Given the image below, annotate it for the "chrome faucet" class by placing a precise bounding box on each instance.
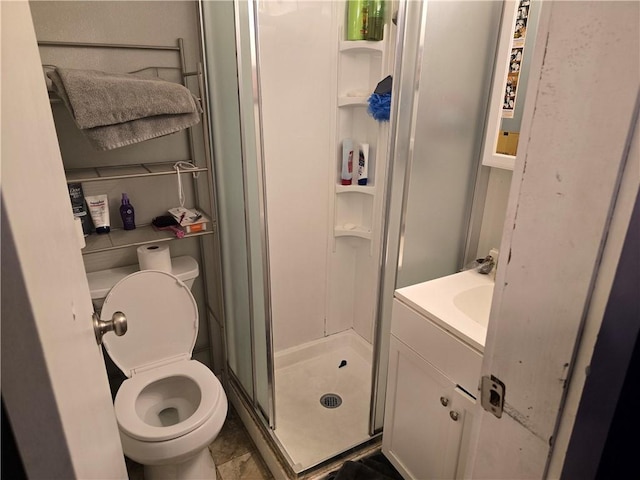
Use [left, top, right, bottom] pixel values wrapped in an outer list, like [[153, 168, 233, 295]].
[[475, 254, 496, 275]]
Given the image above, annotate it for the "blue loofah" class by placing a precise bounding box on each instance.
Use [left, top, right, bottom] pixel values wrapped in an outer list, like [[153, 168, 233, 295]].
[[368, 92, 391, 122], [367, 76, 392, 122]]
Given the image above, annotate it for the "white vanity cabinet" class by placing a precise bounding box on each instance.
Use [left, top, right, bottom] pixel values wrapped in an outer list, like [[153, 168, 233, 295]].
[[383, 299, 482, 479]]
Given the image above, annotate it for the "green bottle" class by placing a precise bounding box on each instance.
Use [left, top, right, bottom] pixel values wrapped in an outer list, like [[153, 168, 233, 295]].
[[365, 0, 384, 41], [347, 0, 368, 40]]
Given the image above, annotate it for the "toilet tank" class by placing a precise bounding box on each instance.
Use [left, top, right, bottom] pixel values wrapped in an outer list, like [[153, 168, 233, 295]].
[[87, 255, 199, 309]]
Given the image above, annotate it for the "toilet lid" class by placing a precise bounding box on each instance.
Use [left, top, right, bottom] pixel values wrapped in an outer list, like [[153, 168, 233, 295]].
[[101, 270, 198, 377]]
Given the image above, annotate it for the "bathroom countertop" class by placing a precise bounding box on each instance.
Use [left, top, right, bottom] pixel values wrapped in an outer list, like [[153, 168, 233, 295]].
[[394, 270, 494, 352]]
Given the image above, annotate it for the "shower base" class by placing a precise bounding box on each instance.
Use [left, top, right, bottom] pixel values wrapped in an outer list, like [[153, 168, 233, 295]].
[[273, 329, 373, 473]]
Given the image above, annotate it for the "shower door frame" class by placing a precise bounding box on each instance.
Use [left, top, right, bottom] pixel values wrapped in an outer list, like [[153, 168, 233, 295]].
[[231, 0, 277, 430], [230, 0, 426, 442], [368, 0, 429, 435], [207, 0, 443, 468], [219, 0, 431, 446], [199, 0, 276, 431]]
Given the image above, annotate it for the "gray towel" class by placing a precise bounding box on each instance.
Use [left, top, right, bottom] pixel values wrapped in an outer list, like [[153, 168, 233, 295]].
[[47, 68, 201, 151]]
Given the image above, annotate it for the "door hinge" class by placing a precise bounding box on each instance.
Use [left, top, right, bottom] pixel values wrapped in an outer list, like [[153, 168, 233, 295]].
[[481, 375, 505, 418]]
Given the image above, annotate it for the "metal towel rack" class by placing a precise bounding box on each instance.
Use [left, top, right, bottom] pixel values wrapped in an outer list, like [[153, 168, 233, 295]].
[[37, 37, 217, 255], [37, 38, 213, 179]]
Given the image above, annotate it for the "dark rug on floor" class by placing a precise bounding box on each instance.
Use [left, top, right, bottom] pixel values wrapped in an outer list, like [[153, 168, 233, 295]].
[[326, 453, 404, 480]]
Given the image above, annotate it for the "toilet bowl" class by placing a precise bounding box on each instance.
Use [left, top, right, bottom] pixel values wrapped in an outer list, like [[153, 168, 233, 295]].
[[116, 361, 226, 476], [96, 262, 227, 480]]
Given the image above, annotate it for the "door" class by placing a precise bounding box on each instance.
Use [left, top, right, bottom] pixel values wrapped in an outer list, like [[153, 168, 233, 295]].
[[467, 2, 640, 478], [1, 2, 127, 478]]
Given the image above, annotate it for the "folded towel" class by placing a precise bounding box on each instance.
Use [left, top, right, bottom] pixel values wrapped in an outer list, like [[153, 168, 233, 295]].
[[81, 109, 202, 151], [47, 68, 201, 151]]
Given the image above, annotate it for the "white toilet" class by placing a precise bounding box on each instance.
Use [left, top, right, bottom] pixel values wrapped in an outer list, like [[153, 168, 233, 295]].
[[89, 256, 228, 480]]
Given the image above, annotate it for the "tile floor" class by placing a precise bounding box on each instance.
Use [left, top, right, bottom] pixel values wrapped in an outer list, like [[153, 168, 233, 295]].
[[210, 406, 274, 480], [124, 404, 400, 480], [125, 405, 273, 480]]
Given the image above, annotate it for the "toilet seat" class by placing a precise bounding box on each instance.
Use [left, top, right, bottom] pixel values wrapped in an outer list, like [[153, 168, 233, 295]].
[[114, 359, 223, 442], [98, 269, 228, 476], [101, 270, 221, 442], [101, 270, 198, 377]]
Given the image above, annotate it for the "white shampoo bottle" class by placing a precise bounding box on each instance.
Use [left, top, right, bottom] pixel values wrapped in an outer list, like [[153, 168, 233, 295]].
[[358, 143, 369, 185]]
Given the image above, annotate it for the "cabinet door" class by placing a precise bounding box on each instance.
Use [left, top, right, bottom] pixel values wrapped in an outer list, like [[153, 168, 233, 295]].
[[383, 337, 466, 479], [450, 386, 477, 478]]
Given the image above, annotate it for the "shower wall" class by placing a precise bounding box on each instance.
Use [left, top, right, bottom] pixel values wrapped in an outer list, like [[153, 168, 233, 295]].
[[256, 2, 336, 352], [477, 168, 512, 258]]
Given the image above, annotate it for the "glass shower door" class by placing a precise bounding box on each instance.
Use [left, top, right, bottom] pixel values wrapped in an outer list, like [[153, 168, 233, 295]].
[[201, 0, 273, 426], [372, 0, 503, 432]]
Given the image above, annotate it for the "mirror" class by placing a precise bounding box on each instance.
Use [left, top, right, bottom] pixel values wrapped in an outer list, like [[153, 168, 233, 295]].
[[483, 0, 542, 170]]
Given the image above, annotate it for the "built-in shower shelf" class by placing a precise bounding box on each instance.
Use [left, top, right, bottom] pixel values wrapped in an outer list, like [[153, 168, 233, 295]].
[[64, 161, 208, 183], [336, 184, 376, 195], [338, 96, 369, 107], [333, 26, 390, 256], [334, 226, 372, 240], [339, 40, 384, 54]]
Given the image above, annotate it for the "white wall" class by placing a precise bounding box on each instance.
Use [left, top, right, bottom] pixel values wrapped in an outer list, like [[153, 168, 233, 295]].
[[257, 1, 335, 352], [477, 167, 512, 259]]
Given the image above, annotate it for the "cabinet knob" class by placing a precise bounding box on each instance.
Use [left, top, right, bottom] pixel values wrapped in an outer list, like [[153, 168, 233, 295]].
[[449, 411, 459, 422], [440, 396, 449, 407]]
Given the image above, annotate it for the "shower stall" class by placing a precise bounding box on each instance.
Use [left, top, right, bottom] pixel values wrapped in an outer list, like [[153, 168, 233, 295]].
[[200, 0, 503, 474]]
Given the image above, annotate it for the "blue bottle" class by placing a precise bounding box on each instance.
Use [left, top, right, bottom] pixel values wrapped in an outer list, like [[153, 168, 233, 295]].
[[120, 193, 136, 230]]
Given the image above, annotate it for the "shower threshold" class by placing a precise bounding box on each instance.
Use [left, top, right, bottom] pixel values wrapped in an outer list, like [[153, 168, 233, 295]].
[[272, 330, 373, 473]]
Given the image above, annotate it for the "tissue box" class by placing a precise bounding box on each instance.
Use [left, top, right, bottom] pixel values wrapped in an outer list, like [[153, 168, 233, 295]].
[[167, 207, 210, 234]]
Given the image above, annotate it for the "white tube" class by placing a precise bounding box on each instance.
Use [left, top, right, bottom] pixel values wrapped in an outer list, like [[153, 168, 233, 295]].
[[85, 194, 111, 234], [358, 143, 369, 185]]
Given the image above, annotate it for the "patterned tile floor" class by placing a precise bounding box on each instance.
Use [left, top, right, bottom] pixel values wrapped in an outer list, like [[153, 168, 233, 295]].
[[210, 406, 274, 480], [126, 405, 273, 480]]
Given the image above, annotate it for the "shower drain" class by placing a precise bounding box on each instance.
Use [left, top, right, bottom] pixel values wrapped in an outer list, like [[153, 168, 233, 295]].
[[319, 393, 342, 409]]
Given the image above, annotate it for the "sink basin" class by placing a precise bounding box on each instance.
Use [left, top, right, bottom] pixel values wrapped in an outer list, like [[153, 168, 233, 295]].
[[394, 270, 494, 351], [453, 284, 493, 327]]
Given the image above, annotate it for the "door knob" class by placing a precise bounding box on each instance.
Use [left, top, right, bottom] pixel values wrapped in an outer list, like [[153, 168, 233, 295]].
[[449, 411, 459, 421], [93, 311, 127, 345], [440, 396, 449, 407]]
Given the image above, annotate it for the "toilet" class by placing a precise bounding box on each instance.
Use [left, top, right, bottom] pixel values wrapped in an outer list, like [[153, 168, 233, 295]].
[[89, 256, 227, 480]]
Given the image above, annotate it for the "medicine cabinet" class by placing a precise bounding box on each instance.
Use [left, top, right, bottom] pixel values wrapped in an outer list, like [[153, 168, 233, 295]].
[[482, 0, 542, 170]]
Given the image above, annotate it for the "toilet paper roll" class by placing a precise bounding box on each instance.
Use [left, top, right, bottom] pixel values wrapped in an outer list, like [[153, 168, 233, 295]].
[[137, 244, 172, 272]]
